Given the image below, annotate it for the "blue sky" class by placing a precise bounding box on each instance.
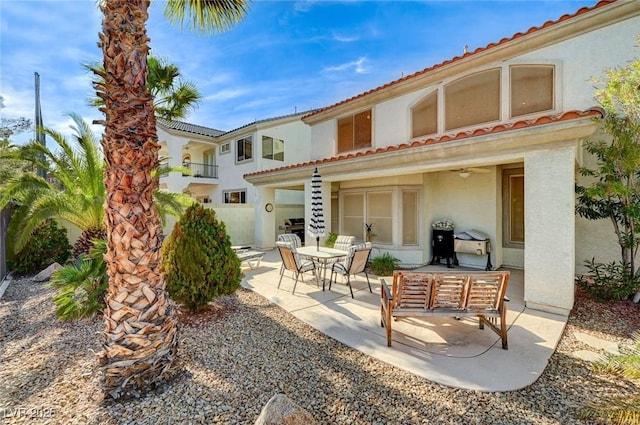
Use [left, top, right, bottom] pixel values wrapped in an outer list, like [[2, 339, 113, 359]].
[[1, 0, 596, 145]]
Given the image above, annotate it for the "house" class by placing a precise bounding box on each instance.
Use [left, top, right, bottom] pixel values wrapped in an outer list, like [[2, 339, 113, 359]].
[[244, 0, 640, 315], [158, 112, 313, 245]]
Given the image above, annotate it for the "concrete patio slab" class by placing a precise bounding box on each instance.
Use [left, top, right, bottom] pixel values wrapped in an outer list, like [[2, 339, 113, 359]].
[[241, 248, 568, 392]]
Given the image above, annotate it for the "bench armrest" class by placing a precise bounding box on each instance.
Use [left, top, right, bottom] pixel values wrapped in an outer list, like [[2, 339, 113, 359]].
[[380, 278, 393, 304]]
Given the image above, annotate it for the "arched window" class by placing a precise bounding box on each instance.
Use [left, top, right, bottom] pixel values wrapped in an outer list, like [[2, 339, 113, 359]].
[[411, 91, 437, 138], [445, 68, 500, 131]]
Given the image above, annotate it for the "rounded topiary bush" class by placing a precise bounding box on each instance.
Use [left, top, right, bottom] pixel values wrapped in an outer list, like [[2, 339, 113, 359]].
[[9, 219, 72, 275], [160, 203, 241, 312]]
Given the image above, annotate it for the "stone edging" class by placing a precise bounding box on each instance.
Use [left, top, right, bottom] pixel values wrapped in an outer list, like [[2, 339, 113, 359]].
[[0, 273, 12, 300]]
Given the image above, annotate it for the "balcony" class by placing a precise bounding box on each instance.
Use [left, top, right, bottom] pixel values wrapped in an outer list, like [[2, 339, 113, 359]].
[[182, 162, 218, 179]]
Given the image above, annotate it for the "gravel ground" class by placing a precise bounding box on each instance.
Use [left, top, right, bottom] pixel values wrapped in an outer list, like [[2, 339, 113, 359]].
[[0, 276, 638, 425]]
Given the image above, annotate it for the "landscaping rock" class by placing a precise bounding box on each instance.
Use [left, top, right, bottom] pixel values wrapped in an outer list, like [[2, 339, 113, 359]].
[[32, 262, 62, 282], [255, 394, 318, 425]]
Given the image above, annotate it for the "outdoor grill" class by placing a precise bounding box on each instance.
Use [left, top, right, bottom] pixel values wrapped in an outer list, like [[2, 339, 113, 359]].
[[284, 218, 305, 245]]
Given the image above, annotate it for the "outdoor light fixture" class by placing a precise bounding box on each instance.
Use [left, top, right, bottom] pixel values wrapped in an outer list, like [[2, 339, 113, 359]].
[[458, 171, 472, 179]]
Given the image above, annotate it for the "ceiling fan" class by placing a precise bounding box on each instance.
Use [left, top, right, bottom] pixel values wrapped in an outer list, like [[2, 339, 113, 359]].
[[449, 167, 491, 178]]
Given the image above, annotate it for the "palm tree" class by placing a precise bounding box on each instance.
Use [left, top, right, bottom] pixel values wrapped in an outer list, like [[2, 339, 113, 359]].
[[0, 113, 105, 256], [0, 113, 190, 258], [95, 0, 248, 398], [87, 55, 202, 121], [147, 56, 202, 120]]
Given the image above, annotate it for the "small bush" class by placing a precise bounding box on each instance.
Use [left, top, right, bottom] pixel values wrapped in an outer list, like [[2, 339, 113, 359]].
[[370, 252, 399, 276], [579, 258, 640, 302], [48, 239, 108, 320], [9, 219, 72, 275], [324, 232, 338, 248], [160, 204, 241, 312]]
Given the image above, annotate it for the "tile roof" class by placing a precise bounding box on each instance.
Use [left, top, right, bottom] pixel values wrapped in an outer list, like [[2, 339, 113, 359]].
[[302, 0, 615, 121], [157, 118, 225, 138], [244, 108, 604, 178], [219, 109, 319, 135]]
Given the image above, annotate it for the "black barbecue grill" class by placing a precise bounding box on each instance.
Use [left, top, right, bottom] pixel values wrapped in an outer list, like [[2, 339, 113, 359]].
[[284, 218, 305, 245]]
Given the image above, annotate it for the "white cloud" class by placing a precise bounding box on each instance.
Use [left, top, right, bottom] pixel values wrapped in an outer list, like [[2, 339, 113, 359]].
[[323, 57, 370, 74], [333, 33, 359, 43], [203, 88, 250, 102]]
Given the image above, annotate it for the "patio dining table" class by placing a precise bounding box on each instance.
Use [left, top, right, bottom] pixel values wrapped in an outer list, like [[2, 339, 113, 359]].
[[296, 246, 348, 291]]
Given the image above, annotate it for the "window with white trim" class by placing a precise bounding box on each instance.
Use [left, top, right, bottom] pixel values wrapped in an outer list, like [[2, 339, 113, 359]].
[[337, 109, 372, 153], [445, 68, 501, 131], [236, 136, 252, 162], [502, 168, 524, 247], [262, 135, 284, 161], [510, 65, 554, 118], [224, 190, 247, 204], [340, 186, 420, 245], [402, 189, 418, 245], [412, 91, 438, 138], [220, 142, 230, 154]]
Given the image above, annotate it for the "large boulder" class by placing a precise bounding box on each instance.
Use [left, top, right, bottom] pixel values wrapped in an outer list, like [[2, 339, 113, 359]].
[[255, 394, 317, 425], [33, 262, 62, 282]]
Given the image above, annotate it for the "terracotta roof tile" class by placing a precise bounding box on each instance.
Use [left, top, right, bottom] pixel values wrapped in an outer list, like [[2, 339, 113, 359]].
[[245, 108, 604, 178], [302, 0, 614, 121]]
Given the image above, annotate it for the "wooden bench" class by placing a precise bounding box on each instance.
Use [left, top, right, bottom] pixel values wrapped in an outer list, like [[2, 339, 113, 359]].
[[236, 250, 265, 270], [380, 270, 510, 349]]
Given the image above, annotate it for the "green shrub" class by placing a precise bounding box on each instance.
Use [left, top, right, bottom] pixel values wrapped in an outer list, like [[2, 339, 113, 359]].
[[324, 232, 338, 248], [370, 252, 399, 276], [48, 239, 108, 320], [579, 258, 640, 302], [160, 203, 241, 312], [9, 219, 72, 275]]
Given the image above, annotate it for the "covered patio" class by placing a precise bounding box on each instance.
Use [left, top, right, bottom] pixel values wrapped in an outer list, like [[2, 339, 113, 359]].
[[241, 248, 568, 392]]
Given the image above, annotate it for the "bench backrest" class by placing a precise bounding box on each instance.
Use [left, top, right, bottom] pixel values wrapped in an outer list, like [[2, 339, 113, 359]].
[[393, 272, 432, 309], [392, 271, 509, 312]]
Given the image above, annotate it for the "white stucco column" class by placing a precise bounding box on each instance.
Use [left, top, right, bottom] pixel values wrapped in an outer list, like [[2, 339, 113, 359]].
[[254, 187, 276, 249], [164, 139, 186, 193], [524, 147, 576, 315]]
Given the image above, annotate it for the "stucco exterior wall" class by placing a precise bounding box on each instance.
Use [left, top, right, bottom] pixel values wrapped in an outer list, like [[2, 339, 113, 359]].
[[524, 147, 576, 314], [574, 131, 621, 273], [307, 14, 640, 160], [425, 169, 499, 270]]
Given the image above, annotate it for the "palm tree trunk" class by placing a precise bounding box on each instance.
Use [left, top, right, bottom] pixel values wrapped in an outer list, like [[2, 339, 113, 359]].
[[97, 0, 178, 398]]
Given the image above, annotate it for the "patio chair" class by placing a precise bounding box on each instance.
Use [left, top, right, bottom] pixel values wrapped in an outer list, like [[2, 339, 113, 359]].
[[333, 235, 356, 251], [278, 233, 302, 248], [277, 233, 303, 274], [329, 242, 372, 298], [276, 243, 318, 294]]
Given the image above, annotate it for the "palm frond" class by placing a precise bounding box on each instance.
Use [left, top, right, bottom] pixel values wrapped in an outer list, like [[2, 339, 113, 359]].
[[164, 0, 249, 35], [153, 190, 194, 225], [580, 332, 640, 424], [580, 397, 640, 425]]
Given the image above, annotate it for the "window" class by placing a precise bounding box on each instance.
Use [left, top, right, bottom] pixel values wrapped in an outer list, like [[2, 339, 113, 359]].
[[236, 136, 252, 162], [502, 168, 524, 247], [510, 65, 554, 117], [412, 91, 438, 138], [366, 191, 392, 244], [337, 109, 372, 153], [220, 143, 230, 154], [445, 68, 500, 131], [342, 193, 364, 239], [340, 187, 419, 245], [402, 190, 418, 245], [224, 190, 246, 204], [262, 136, 284, 161]]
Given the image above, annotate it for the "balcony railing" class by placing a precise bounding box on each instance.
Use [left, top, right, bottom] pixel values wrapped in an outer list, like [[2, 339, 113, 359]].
[[182, 162, 218, 179]]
